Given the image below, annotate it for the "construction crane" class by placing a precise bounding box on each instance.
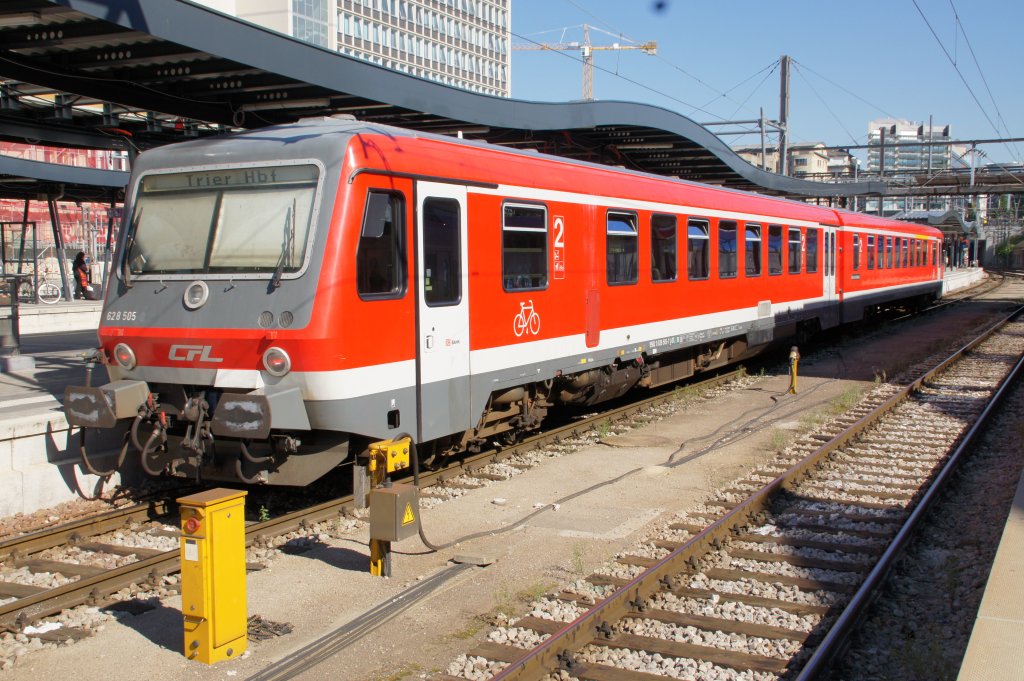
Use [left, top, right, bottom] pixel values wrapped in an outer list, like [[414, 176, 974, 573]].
[[513, 24, 657, 101]]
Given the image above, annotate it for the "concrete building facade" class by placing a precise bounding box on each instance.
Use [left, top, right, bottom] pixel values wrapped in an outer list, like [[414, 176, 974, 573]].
[[193, 0, 511, 97], [866, 118, 958, 174]]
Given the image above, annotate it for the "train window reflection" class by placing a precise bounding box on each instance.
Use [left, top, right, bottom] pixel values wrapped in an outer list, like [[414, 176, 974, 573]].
[[768, 225, 783, 275], [650, 214, 677, 283], [423, 197, 461, 306], [807, 229, 820, 274], [502, 203, 548, 291], [607, 211, 638, 285], [687, 219, 710, 280], [127, 164, 318, 277], [357, 191, 406, 298], [718, 221, 737, 279], [745, 224, 761, 277], [788, 228, 802, 274], [867, 235, 876, 270]]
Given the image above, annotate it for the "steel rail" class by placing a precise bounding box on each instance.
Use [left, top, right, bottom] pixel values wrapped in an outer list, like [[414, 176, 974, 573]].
[[491, 304, 1024, 681], [795, 319, 1024, 679], [0, 368, 744, 631], [0, 498, 177, 563]]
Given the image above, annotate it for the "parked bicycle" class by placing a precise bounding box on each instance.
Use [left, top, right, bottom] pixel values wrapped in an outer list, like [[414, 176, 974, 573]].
[[17, 272, 63, 304]]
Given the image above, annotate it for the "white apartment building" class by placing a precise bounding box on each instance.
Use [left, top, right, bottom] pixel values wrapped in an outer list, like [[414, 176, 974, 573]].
[[866, 118, 956, 174], [193, 0, 511, 97]]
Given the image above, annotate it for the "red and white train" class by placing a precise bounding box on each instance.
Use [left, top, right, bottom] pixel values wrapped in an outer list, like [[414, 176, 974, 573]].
[[65, 118, 944, 486]]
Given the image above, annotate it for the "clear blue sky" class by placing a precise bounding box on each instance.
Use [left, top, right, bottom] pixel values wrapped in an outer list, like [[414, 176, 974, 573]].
[[510, 1, 1023, 164]]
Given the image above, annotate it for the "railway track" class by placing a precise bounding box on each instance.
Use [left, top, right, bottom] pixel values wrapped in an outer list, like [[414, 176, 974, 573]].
[[0, 368, 747, 634], [440, 306, 1024, 681], [0, 276, 1012, 649]]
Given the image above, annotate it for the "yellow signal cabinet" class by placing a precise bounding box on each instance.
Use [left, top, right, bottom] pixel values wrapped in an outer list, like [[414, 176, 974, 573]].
[[178, 488, 248, 664]]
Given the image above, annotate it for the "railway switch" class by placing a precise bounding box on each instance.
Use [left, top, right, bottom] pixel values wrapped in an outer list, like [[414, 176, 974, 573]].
[[178, 488, 248, 664], [368, 483, 419, 577]]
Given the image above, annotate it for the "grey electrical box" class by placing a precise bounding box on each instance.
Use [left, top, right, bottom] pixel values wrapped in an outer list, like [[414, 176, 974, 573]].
[[369, 484, 420, 542]]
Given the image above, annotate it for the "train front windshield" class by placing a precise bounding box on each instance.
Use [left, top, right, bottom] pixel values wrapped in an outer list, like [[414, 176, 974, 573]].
[[125, 164, 319, 276]]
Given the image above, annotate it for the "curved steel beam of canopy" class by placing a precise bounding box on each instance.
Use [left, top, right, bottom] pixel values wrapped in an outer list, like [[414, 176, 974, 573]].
[[0, 155, 127, 201], [14, 0, 882, 198]]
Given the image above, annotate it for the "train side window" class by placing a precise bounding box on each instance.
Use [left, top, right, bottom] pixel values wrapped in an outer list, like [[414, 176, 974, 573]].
[[902, 238, 909, 267], [895, 238, 902, 268], [687, 218, 710, 280], [932, 242, 938, 266], [357, 190, 406, 299], [917, 239, 924, 266], [502, 203, 548, 291], [886, 237, 893, 268], [422, 197, 461, 306], [867, 235, 875, 270], [718, 220, 737, 279], [607, 211, 638, 285], [650, 213, 677, 282], [768, 225, 783, 275], [851, 234, 860, 271], [806, 229, 819, 273], [787, 228, 802, 274], [877, 235, 885, 269], [745, 224, 762, 277]]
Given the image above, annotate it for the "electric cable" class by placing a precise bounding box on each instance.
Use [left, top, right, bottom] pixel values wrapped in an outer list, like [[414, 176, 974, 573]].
[[791, 64, 862, 148], [414, 361, 842, 552], [554, 1, 779, 123], [511, 29, 722, 120], [790, 59, 897, 119], [947, 0, 1023, 162], [910, 1, 1005, 148]]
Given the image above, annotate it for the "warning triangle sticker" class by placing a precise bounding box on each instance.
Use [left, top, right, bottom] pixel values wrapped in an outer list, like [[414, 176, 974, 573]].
[[401, 503, 416, 525]]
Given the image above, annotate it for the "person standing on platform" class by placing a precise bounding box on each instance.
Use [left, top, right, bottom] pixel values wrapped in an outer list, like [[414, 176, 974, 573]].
[[73, 251, 96, 300]]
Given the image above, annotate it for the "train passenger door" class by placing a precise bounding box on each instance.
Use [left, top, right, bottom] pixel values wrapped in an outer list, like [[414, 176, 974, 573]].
[[415, 182, 471, 442], [822, 225, 839, 326]]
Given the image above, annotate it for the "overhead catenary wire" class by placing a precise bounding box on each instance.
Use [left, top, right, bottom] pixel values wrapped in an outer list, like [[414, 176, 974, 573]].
[[511, 29, 723, 120], [723, 61, 781, 122], [530, 1, 781, 122], [946, 0, 1023, 162], [910, 1, 1008, 154], [792, 63, 862, 148], [790, 59, 897, 121]]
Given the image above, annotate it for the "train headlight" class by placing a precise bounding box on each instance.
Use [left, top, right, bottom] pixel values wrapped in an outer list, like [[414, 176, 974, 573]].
[[113, 343, 137, 370], [183, 281, 209, 310], [262, 347, 291, 377]]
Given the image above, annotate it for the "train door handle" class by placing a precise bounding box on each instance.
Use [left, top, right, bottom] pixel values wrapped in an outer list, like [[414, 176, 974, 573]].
[[426, 335, 434, 349]]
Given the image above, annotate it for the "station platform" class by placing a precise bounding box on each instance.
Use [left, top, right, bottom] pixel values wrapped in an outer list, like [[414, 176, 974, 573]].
[[957, 468, 1024, 680], [0, 267, 991, 519], [0, 300, 109, 517]]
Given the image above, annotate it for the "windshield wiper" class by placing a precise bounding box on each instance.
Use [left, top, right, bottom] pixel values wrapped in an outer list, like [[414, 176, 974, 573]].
[[270, 202, 296, 290], [122, 207, 142, 289]]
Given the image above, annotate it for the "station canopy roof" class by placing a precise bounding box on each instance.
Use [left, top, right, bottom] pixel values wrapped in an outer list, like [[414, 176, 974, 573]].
[[0, 0, 887, 201]]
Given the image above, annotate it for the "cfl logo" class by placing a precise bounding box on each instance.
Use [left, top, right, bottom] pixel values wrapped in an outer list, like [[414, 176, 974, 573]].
[[168, 344, 223, 363]]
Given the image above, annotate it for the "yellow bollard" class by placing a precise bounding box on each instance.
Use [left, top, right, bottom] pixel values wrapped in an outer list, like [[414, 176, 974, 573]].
[[178, 488, 248, 664], [788, 346, 800, 394]]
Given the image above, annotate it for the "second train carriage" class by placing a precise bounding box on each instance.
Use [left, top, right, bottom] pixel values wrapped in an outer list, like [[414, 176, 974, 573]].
[[64, 117, 944, 485]]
